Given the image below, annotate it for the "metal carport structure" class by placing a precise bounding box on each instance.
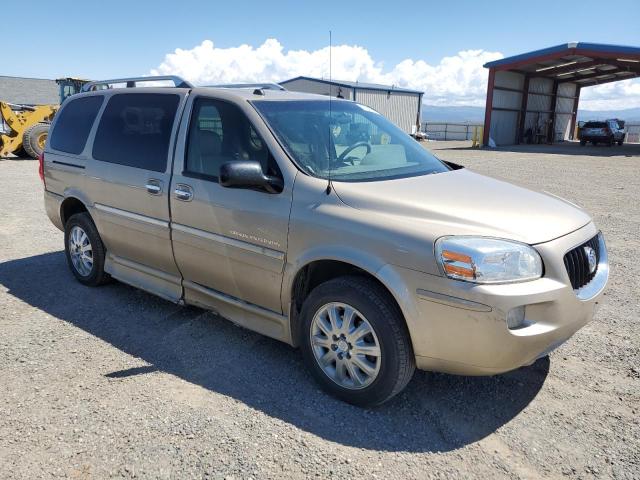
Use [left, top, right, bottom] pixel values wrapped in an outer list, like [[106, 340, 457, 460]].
[[482, 42, 640, 146]]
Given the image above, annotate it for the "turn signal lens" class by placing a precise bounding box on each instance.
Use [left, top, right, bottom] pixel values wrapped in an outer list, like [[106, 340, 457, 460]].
[[436, 237, 543, 284], [442, 250, 475, 279], [442, 250, 472, 264]]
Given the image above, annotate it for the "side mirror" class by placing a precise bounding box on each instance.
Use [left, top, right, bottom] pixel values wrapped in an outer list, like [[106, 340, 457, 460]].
[[219, 161, 283, 194], [443, 160, 464, 170]]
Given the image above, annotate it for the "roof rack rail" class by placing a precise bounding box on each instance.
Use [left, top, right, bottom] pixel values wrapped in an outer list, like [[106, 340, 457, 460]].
[[81, 75, 194, 92], [208, 82, 287, 91]]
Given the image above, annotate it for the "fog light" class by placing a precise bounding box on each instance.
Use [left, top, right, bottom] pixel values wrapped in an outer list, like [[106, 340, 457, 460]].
[[506, 306, 527, 330]]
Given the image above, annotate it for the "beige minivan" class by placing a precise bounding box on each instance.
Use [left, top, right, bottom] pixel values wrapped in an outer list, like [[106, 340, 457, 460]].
[[42, 76, 608, 406]]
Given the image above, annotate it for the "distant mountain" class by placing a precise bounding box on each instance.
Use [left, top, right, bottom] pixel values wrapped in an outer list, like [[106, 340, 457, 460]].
[[421, 105, 484, 123], [421, 105, 640, 123], [577, 108, 640, 122]]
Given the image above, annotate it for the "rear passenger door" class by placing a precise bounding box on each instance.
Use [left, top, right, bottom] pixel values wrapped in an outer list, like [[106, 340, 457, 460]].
[[86, 91, 187, 302]]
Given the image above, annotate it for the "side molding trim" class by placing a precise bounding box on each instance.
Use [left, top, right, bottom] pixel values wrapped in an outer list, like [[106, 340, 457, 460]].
[[94, 203, 169, 228], [172, 223, 285, 260], [416, 288, 492, 312], [185, 280, 287, 324]]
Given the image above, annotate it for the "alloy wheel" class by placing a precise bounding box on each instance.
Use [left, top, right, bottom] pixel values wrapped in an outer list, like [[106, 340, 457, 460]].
[[310, 302, 381, 390], [68, 225, 93, 276]]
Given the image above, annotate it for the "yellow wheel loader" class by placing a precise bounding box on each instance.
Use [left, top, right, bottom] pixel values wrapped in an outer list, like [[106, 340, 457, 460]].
[[0, 78, 88, 159]]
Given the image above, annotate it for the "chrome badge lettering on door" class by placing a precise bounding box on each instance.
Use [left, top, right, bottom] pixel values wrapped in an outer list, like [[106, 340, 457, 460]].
[[229, 230, 281, 249]]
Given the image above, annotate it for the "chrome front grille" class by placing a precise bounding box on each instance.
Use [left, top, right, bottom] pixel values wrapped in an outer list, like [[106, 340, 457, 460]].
[[563, 234, 600, 290]]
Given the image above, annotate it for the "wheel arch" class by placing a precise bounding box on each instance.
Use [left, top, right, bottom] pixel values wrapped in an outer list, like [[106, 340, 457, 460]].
[[285, 251, 417, 348], [59, 195, 90, 227]]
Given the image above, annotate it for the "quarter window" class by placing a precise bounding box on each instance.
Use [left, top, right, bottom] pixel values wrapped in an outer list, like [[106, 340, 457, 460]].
[[92, 93, 180, 172], [185, 98, 273, 180], [49, 95, 104, 154]]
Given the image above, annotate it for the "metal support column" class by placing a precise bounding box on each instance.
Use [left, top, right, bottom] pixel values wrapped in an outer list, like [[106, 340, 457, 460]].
[[517, 75, 530, 144], [482, 68, 495, 146], [548, 81, 559, 143], [569, 86, 581, 140]]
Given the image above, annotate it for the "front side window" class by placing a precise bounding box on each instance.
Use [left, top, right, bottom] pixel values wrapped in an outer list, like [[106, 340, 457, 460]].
[[185, 98, 276, 181], [92, 93, 180, 172], [49, 95, 104, 154], [252, 100, 449, 182]]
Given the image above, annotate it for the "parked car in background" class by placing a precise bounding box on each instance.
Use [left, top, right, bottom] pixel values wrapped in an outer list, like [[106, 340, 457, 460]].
[[579, 120, 625, 146], [610, 118, 625, 130], [42, 76, 608, 406]]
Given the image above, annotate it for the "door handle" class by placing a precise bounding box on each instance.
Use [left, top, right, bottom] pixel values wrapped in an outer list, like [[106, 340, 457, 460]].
[[146, 180, 162, 195], [174, 184, 193, 201]]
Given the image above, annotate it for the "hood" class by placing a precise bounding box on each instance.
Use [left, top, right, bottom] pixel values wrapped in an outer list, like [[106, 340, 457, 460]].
[[332, 169, 591, 245]]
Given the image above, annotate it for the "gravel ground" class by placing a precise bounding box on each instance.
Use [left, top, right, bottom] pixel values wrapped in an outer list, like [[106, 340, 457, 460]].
[[0, 141, 638, 479]]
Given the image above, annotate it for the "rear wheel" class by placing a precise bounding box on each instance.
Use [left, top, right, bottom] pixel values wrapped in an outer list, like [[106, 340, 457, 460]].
[[64, 213, 110, 286], [618, 139, 624, 146], [299, 276, 415, 407], [592, 140, 598, 146], [23, 123, 49, 159], [579, 140, 586, 146]]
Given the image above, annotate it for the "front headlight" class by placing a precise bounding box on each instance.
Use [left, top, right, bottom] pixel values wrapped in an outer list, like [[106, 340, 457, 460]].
[[435, 237, 543, 284]]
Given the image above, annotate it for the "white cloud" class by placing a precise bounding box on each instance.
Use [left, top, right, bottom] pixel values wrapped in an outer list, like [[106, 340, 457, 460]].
[[579, 78, 640, 111], [151, 38, 640, 110], [151, 38, 502, 106]]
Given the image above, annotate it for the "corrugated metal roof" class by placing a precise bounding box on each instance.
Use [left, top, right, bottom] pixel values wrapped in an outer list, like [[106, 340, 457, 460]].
[[483, 42, 640, 88], [484, 42, 640, 69], [0, 75, 59, 105], [280, 76, 423, 95]]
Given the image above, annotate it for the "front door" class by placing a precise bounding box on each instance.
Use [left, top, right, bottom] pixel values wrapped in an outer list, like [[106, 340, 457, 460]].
[[169, 96, 293, 316]]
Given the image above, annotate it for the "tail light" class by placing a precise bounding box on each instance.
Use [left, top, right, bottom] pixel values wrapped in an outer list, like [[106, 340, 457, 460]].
[[38, 153, 45, 186]]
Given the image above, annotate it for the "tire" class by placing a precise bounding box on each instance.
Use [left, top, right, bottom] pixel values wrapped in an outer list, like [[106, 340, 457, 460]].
[[299, 276, 415, 407], [618, 140, 624, 146], [579, 140, 586, 146], [592, 141, 598, 146], [22, 123, 50, 159], [64, 212, 110, 286], [607, 137, 614, 147]]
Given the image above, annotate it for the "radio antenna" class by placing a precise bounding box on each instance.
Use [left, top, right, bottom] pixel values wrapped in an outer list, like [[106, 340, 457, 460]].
[[326, 29, 333, 195]]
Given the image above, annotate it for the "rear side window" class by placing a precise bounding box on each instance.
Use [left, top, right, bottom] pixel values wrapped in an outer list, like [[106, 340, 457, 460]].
[[584, 122, 606, 128], [49, 96, 104, 154], [92, 93, 180, 172]]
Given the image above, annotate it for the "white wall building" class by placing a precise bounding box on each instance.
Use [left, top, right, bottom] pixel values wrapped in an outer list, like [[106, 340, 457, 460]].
[[280, 76, 423, 135]]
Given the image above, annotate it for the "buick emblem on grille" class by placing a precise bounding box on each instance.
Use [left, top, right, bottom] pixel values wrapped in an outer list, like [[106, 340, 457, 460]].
[[584, 246, 597, 274]]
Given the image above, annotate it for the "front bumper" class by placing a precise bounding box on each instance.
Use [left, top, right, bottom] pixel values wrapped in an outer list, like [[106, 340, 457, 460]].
[[389, 223, 608, 375]]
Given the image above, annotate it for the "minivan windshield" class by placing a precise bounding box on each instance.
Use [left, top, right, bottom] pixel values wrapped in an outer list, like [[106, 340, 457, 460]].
[[252, 100, 449, 182]]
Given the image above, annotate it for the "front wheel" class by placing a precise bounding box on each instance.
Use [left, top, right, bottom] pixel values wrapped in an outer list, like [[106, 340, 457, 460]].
[[299, 276, 415, 407], [22, 123, 49, 159], [618, 140, 624, 146], [64, 212, 110, 286]]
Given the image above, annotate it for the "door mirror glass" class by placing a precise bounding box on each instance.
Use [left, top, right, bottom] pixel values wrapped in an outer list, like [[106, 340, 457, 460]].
[[219, 161, 283, 194]]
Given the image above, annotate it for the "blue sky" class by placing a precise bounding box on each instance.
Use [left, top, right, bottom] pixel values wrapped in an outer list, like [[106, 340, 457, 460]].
[[7, 0, 640, 108]]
